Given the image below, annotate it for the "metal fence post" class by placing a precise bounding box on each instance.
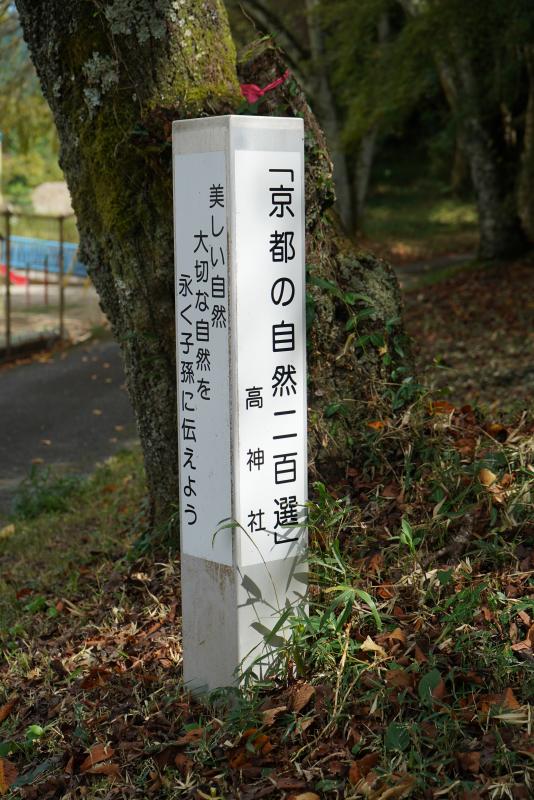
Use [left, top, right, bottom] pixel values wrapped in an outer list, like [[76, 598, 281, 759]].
[[4, 209, 11, 358], [44, 254, 49, 306], [58, 215, 65, 340]]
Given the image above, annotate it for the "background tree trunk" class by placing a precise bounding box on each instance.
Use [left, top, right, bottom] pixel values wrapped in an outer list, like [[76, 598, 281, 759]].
[[354, 128, 377, 225], [235, 0, 356, 231], [518, 46, 534, 242], [305, 0, 354, 231], [401, 0, 529, 260], [16, 2, 411, 529], [451, 47, 528, 259]]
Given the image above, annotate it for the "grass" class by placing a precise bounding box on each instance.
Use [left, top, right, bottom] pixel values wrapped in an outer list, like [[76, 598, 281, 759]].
[[0, 391, 532, 798], [0, 450, 147, 630], [9, 466, 84, 521]]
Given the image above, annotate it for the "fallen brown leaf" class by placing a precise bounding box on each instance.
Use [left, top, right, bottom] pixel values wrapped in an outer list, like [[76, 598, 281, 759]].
[[432, 678, 447, 701], [229, 748, 248, 769], [81, 668, 112, 690], [80, 744, 115, 773], [430, 400, 455, 414], [377, 584, 394, 599], [388, 628, 407, 645], [511, 640, 532, 653], [502, 688, 520, 709], [371, 774, 416, 799], [85, 763, 121, 779], [479, 468, 497, 487], [368, 553, 383, 573], [0, 702, 15, 724], [414, 644, 427, 663], [455, 437, 476, 457], [275, 778, 308, 790], [385, 669, 413, 689], [242, 729, 273, 755], [174, 753, 193, 776], [290, 683, 315, 713], [457, 751, 481, 774], [348, 752, 380, 784], [0, 758, 18, 796], [295, 716, 315, 734], [176, 727, 203, 746], [361, 636, 388, 659], [290, 794, 320, 800], [478, 689, 521, 714], [262, 705, 287, 726], [518, 610, 531, 626]]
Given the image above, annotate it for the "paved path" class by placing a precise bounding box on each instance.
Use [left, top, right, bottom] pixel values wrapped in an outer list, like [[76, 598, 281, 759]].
[[0, 337, 138, 522], [1, 282, 106, 350]]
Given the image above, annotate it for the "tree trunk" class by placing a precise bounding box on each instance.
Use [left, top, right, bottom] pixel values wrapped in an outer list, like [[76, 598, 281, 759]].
[[452, 49, 528, 260], [439, 49, 528, 259], [305, 0, 354, 232], [401, 0, 528, 260], [354, 127, 377, 225], [518, 46, 534, 242], [16, 3, 411, 529], [352, 13, 388, 228], [438, 46, 527, 259]]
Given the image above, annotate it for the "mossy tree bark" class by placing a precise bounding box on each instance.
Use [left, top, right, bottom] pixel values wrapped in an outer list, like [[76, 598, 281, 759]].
[[16, 2, 412, 528]]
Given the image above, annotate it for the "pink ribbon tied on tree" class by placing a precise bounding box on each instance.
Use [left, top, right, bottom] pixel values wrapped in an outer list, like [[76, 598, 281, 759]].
[[240, 69, 290, 104]]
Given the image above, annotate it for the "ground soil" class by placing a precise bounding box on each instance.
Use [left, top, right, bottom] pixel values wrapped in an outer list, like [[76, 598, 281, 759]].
[[402, 257, 534, 417]]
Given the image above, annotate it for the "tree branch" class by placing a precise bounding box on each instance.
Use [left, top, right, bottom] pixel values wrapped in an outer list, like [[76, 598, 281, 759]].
[[239, 0, 311, 66]]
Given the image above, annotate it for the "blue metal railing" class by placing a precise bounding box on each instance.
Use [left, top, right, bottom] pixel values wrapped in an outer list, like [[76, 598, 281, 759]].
[[0, 235, 87, 278]]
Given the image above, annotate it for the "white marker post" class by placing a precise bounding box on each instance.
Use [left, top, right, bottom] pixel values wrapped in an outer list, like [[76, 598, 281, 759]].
[[173, 116, 307, 691]]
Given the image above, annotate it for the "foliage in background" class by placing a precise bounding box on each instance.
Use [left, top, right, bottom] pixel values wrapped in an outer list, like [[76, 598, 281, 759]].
[[321, 0, 434, 143], [0, 1, 62, 204], [229, 0, 534, 255], [322, 0, 534, 257]]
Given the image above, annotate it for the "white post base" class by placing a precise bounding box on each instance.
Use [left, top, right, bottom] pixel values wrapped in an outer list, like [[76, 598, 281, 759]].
[[181, 550, 307, 691]]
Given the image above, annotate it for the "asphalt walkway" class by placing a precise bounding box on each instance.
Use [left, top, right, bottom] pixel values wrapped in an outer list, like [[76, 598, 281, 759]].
[[0, 337, 138, 522]]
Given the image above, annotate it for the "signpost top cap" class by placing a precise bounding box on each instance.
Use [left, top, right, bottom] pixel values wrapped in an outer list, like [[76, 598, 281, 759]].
[[172, 115, 304, 134]]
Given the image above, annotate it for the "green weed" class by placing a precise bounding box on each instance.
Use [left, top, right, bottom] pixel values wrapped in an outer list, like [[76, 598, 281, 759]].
[[10, 465, 84, 520]]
